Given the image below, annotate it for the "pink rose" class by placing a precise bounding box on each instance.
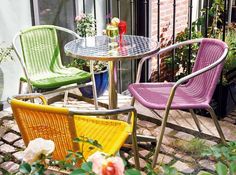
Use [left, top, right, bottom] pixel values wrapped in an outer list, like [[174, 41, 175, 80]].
[[102, 157, 125, 175], [87, 152, 125, 175]]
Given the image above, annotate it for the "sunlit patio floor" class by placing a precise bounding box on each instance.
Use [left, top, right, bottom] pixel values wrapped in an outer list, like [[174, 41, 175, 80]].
[[0, 90, 235, 174]]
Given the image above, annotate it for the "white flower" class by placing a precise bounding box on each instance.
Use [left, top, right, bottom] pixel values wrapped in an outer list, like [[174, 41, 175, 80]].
[[23, 138, 55, 164]]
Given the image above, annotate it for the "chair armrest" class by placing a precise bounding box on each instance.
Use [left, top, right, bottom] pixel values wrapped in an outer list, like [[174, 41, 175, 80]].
[[135, 39, 203, 83], [8, 93, 48, 105], [69, 107, 137, 124]]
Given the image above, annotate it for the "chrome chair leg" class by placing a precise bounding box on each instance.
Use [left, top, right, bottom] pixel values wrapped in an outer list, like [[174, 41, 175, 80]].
[[152, 88, 176, 168], [63, 90, 69, 107], [152, 106, 170, 168], [132, 112, 140, 170], [90, 60, 98, 110], [206, 107, 226, 144], [189, 109, 202, 132], [128, 97, 135, 122]]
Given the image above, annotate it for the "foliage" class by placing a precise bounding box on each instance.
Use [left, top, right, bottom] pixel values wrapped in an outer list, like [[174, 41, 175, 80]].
[[50, 136, 103, 172], [69, 59, 107, 72], [75, 13, 96, 37], [165, 0, 236, 83], [145, 163, 181, 175], [71, 13, 107, 72], [224, 26, 236, 72], [202, 141, 236, 175], [174, 138, 208, 157], [164, 25, 202, 79], [196, 0, 224, 38], [0, 42, 14, 63]]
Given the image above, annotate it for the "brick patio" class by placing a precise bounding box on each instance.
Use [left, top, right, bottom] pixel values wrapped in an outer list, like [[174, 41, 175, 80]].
[[0, 91, 235, 174]]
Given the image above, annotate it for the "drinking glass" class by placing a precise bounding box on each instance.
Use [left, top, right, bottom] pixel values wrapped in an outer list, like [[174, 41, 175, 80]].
[[118, 21, 127, 46], [106, 24, 119, 48]]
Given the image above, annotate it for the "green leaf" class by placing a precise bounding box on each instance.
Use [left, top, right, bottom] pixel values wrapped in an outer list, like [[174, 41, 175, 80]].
[[229, 161, 236, 174], [81, 162, 93, 172], [198, 172, 213, 175], [163, 165, 178, 175], [125, 169, 141, 175], [215, 162, 228, 175], [70, 168, 87, 175], [75, 152, 83, 159], [73, 138, 82, 143], [19, 163, 31, 173]]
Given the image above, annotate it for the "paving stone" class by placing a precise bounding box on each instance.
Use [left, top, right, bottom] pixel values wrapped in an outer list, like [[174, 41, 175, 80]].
[[172, 161, 194, 174], [199, 159, 215, 171], [128, 157, 146, 169], [0, 144, 16, 153], [0, 111, 12, 119], [13, 139, 25, 149], [151, 153, 173, 165], [137, 128, 152, 136], [0, 161, 19, 173], [162, 135, 177, 146], [174, 131, 195, 141], [139, 149, 150, 157], [2, 120, 15, 128], [174, 153, 195, 162], [0, 127, 8, 138], [160, 144, 175, 154], [151, 127, 175, 137], [2, 132, 20, 143], [13, 151, 24, 161], [11, 124, 20, 133], [204, 140, 217, 147], [137, 120, 157, 128]]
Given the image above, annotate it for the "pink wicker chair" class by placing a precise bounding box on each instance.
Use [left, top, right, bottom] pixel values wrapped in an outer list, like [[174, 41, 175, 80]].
[[128, 38, 228, 167]]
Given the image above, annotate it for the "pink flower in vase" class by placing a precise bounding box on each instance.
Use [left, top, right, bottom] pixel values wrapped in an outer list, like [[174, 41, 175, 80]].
[[75, 13, 86, 22]]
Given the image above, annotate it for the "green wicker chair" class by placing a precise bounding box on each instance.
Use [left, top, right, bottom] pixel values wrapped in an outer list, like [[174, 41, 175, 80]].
[[13, 25, 98, 107]]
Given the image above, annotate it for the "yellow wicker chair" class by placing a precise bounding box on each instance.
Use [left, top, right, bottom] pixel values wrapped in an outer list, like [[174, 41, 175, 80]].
[[10, 94, 140, 169]]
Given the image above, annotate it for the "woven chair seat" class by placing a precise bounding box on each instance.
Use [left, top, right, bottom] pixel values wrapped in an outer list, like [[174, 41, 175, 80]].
[[129, 82, 210, 110], [20, 67, 91, 89]]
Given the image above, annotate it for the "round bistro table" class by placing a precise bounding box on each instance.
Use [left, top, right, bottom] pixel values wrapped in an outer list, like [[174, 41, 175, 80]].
[[64, 35, 159, 110]]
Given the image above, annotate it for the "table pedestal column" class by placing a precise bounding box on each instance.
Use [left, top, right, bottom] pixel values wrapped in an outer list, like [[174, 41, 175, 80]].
[[108, 61, 118, 115]]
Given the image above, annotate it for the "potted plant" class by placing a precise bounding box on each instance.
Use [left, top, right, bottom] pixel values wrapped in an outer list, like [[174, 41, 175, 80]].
[[70, 13, 108, 98], [0, 42, 14, 110], [69, 59, 108, 98]]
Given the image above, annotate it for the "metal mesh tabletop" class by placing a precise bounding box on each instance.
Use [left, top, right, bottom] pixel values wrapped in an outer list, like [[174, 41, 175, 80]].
[[64, 35, 159, 61]]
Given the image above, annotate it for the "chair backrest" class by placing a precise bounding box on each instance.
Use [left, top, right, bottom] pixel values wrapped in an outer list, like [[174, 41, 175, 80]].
[[11, 99, 77, 161], [19, 25, 63, 78], [10, 98, 131, 161], [187, 38, 228, 103]]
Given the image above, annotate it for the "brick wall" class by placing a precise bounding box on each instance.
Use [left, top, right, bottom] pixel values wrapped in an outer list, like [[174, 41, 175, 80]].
[[149, 0, 189, 81]]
